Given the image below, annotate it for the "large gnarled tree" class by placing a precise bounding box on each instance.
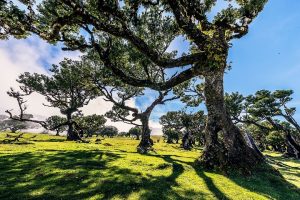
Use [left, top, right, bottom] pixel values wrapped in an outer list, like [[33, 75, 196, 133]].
[[1, 0, 268, 170]]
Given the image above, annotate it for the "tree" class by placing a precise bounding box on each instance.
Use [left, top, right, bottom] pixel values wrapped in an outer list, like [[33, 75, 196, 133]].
[[75, 114, 107, 137], [0, 119, 27, 133], [162, 128, 181, 144], [0, 113, 33, 133], [100, 126, 118, 138], [225, 90, 300, 158], [7, 59, 99, 140], [118, 131, 129, 137], [128, 126, 142, 140], [160, 110, 206, 149], [85, 51, 179, 153], [46, 116, 67, 136], [246, 90, 300, 158], [2, 0, 269, 169]]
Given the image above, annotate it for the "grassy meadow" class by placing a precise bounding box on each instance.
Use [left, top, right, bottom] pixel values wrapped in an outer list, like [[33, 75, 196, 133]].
[[0, 132, 299, 200]]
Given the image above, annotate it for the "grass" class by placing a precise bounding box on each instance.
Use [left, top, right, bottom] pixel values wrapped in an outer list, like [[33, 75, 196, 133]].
[[0, 132, 299, 200]]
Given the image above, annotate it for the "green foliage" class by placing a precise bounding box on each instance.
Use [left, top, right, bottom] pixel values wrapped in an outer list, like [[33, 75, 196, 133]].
[[46, 115, 67, 135], [0, 119, 28, 133], [266, 131, 286, 151], [75, 114, 107, 136], [17, 58, 99, 117], [160, 110, 206, 145], [100, 126, 119, 137], [128, 126, 142, 140]]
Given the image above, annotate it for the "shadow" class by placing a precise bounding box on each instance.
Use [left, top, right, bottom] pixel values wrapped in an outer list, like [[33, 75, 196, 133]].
[[193, 166, 229, 200], [1, 141, 299, 200], [0, 149, 206, 200], [31, 138, 66, 142], [227, 158, 300, 200]]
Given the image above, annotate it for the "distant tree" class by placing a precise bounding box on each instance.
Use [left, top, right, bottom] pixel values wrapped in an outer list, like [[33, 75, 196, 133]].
[[0, 119, 27, 133], [100, 126, 118, 138], [46, 116, 67, 136], [118, 131, 129, 137], [0, 114, 7, 121], [246, 90, 300, 158], [6, 59, 99, 141], [266, 131, 286, 152], [75, 114, 107, 137], [128, 126, 142, 140], [225, 90, 300, 158], [160, 111, 184, 144], [0, 114, 32, 133], [162, 128, 181, 144], [160, 110, 206, 149]]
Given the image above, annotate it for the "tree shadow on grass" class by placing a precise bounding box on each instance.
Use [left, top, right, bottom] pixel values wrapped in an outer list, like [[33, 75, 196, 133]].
[[0, 150, 205, 200], [147, 153, 300, 200]]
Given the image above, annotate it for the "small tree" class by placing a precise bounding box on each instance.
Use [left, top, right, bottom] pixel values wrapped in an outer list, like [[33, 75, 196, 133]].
[[75, 114, 107, 137], [162, 128, 181, 144], [160, 110, 206, 149], [100, 126, 118, 138], [225, 90, 300, 158], [46, 116, 67, 136], [128, 126, 142, 140], [7, 59, 99, 140], [0, 119, 27, 133]]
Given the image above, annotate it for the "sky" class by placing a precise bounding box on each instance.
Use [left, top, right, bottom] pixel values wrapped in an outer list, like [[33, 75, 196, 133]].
[[1, 0, 300, 134]]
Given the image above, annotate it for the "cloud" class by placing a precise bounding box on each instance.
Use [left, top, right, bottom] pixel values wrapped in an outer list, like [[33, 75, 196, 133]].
[[0, 36, 167, 134]]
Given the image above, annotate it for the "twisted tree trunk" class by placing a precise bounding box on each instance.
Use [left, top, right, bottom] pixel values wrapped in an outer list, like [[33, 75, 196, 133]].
[[198, 70, 264, 171], [182, 130, 194, 150], [66, 113, 81, 141], [137, 114, 153, 153], [284, 132, 300, 158]]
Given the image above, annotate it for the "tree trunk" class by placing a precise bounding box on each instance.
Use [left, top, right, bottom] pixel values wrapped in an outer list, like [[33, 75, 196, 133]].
[[137, 114, 153, 153], [267, 117, 300, 159], [284, 132, 300, 158], [66, 114, 81, 141], [198, 70, 264, 171], [182, 130, 194, 150], [56, 130, 60, 136]]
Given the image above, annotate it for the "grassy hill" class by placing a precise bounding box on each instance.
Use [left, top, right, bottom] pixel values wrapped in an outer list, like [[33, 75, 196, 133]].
[[0, 132, 299, 200]]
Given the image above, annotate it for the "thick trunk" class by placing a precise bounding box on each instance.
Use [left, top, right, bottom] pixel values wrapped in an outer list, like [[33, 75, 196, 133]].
[[182, 130, 194, 150], [198, 70, 264, 171], [66, 114, 81, 141], [56, 130, 60, 136], [137, 114, 153, 153]]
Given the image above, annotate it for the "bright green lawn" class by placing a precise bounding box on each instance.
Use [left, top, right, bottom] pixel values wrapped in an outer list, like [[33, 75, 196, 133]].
[[0, 132, 299, 200]]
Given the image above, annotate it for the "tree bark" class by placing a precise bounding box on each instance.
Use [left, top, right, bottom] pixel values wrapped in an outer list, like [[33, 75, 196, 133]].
[[66, 113, 81, 141], [182, 130, 194, 150], [266, 117, 300, 158], [284, 132, 300, 158], [137, 114, 153, 153], [198, 70, 264, 171]]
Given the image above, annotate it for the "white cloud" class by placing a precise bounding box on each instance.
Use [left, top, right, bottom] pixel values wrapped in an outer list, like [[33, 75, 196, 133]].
[[0, 37, 165, 134]]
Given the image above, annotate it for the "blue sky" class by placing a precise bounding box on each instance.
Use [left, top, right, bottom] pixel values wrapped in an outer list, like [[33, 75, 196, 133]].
[[1, 0, 300, 133], [225, 0, 300, 119]]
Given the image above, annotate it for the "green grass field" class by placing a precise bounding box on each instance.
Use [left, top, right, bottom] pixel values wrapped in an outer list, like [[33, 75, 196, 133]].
[[0, 132, 299, 200]]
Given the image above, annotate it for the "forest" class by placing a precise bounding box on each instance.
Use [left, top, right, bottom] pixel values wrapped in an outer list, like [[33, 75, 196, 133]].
[[0, 0, 300, 199]]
